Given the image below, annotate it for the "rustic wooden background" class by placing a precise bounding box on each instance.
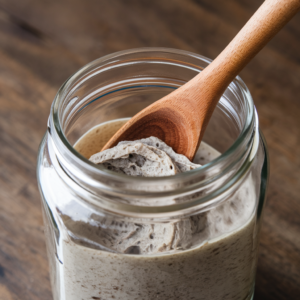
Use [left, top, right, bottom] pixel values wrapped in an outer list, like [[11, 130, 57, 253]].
[[0, 0, 299, 299]]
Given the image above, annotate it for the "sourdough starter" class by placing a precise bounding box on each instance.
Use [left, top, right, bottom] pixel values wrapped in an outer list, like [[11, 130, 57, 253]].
[[47, 119, 257, 300]]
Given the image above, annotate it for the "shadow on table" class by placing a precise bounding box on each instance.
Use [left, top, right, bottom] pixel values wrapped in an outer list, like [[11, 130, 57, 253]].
[[254, 264, 299, 300]]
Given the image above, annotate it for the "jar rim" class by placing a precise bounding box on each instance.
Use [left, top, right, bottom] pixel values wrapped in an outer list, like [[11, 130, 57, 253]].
[[49, 47, 258, 215]]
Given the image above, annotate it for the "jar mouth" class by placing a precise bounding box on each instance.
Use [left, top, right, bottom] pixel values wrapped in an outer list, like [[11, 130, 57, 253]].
[[49, 47, 257, 214]]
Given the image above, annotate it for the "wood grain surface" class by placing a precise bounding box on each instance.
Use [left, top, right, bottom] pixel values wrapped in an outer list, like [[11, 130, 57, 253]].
[[0, 0, 299, 299]]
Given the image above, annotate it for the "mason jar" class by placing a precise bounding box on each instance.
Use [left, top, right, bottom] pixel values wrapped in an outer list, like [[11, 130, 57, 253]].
[[37, 48, 269, 300]]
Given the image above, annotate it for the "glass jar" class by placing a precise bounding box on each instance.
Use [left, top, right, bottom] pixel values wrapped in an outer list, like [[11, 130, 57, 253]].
[[37, 48, 268, 300]]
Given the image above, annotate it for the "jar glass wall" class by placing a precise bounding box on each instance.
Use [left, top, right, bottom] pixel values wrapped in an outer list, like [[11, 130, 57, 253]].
[[37, 48, 268, 300]]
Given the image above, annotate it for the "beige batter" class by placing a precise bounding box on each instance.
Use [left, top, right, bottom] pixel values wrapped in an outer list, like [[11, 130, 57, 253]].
[[47, 119, 257, 300]]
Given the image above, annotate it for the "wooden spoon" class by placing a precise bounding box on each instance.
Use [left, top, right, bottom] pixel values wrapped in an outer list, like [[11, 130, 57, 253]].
[[102, 0, 300, 161]]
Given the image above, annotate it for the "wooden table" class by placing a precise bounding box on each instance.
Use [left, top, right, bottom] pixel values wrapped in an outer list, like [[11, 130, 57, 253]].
[[0, 0, 299, 299]]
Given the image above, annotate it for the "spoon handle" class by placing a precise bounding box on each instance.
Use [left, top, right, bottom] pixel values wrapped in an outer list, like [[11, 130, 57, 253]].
[[191, 0, 300, 99]]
